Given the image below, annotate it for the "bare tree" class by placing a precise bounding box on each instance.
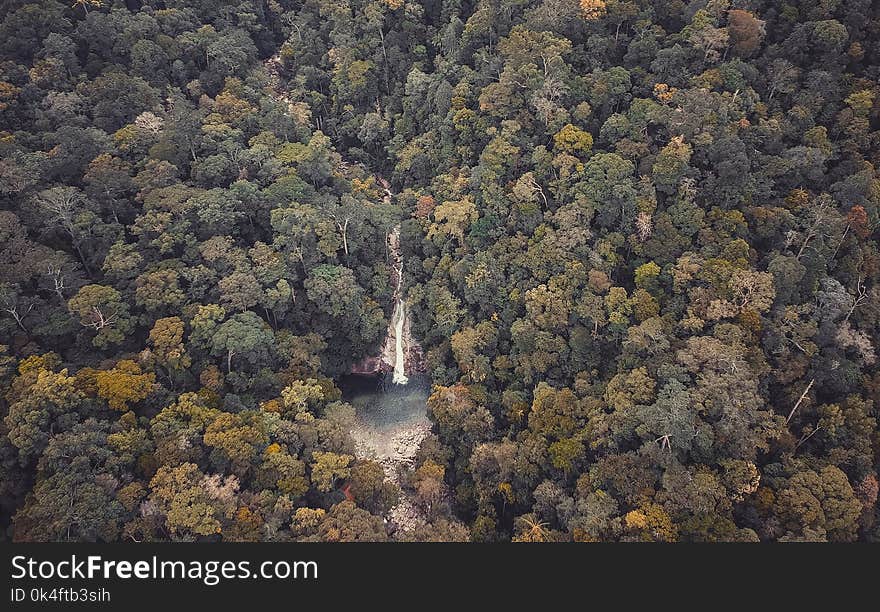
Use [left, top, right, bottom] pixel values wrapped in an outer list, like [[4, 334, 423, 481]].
[[46, 264, 66, 300], [794, 195, 834, 261], [80, 305, 119, 331], [786, 378, 815, 424], [843, 277, 869, 325], [0, 283, 35, 333], [34, 187, 92, 277]]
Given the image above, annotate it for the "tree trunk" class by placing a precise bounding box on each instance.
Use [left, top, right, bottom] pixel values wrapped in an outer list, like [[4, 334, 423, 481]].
[[341, 219, 349, 256], [72, 240, 92, 278], [786, 379, 815, 424]]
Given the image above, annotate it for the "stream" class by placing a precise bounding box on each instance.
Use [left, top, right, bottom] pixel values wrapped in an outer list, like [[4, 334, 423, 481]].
[[391, 293, 408, 385]]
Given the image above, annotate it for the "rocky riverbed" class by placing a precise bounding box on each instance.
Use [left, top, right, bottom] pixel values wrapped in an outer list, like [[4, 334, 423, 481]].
[[349, 419, 431, 532], [342, 375, 432, 533]]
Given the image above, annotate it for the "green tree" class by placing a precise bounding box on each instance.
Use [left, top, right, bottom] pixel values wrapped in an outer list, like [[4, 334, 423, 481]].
[[210, 311, 275, 373], [4, 359, 85, 464]]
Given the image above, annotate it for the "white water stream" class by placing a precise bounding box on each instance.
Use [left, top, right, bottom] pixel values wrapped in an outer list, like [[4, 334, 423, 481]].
[[392, 252, 408, 385]]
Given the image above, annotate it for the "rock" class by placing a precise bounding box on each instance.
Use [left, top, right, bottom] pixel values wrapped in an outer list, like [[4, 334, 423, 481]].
[[349, 419, 432, 533]]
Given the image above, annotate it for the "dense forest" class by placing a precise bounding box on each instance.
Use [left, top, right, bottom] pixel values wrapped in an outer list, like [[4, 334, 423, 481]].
[[1, 0, 879, 542]]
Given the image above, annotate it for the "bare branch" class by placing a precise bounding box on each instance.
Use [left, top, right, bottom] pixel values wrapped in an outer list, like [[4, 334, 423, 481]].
[[786, 378, 815, 424]]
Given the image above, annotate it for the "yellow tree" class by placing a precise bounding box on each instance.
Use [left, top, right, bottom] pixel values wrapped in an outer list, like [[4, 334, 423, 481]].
[[579, 0, 607, 21], [553, 123, 594, 156], [0, 81, 21, 112], [96, 360, 156, 411], [148, 316, 191, 373], [513, 514, 551, 542], [310, 451, 354, 492], [427, 196, 477, 247]]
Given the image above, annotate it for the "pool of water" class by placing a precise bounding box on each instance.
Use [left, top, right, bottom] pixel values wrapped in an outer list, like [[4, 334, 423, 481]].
[[339, 374, 431, 431]]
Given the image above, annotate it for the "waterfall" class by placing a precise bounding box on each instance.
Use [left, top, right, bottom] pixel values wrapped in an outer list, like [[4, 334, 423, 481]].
[[392, 298, 408, 385], [358, 222, 420, 385], [392, 251, 408, 385]]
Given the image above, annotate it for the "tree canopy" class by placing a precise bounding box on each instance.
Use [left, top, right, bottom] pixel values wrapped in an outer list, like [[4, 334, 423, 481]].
[[1, 0, 880, 542]]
